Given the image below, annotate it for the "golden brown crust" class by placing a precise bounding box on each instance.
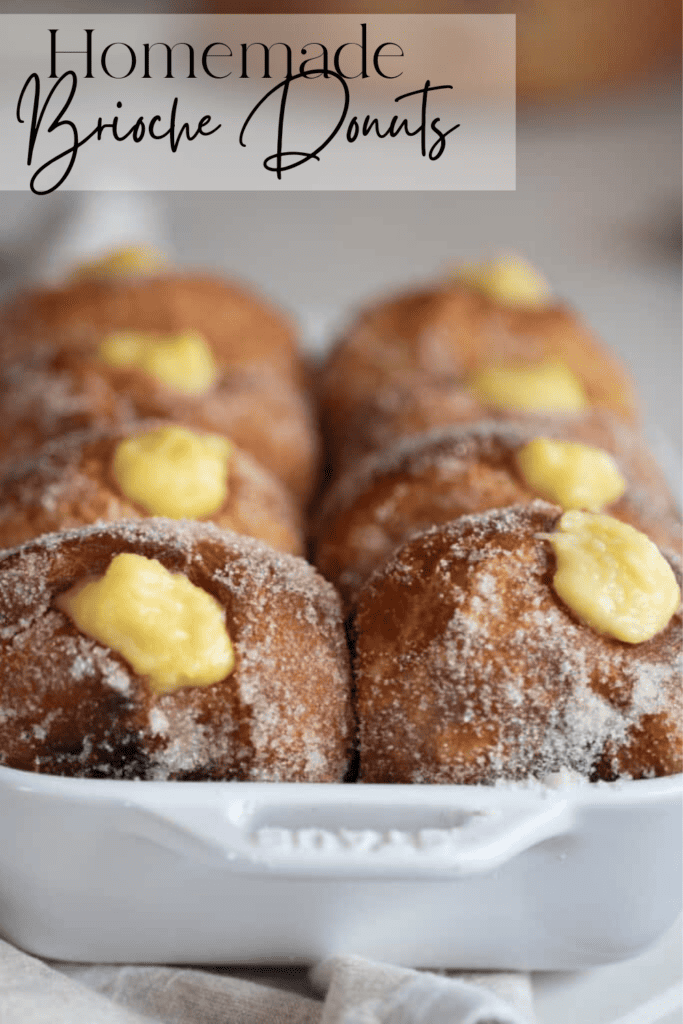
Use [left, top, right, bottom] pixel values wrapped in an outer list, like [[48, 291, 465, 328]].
[[0, 520, 352, 781], [318, 285, 640, 474], [354, 503, 682, 784], [0, 420, 305, 556], [313, 418, 681, 607], [0, 274, 301, 380]]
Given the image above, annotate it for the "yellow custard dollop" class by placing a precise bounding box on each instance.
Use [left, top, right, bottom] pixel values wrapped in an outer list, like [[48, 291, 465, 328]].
[[468, 360, 588, 413], [74, 244, 169, 280], [99, 330, 217, 395], [113, 425, 232, 520], [60, 553, 235, 694], [517, 438, 626, 511], [546, 511, 680, 643], [457, 255, 551, 308]]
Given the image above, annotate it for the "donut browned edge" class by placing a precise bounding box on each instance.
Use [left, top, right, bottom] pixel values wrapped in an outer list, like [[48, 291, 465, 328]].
[[0, 273, 302, 379]]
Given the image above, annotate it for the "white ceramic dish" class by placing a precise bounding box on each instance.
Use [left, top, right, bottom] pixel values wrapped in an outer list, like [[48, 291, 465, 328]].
[[1, 765, 680, 969]]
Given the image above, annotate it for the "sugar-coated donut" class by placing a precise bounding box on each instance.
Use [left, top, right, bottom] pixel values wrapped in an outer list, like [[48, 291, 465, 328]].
[[354, 503, 682, 784], [314, 418, 681, 607], [318, 284, 639, 474], [0, 421, 305, 556], [0, 520, 352, 780]]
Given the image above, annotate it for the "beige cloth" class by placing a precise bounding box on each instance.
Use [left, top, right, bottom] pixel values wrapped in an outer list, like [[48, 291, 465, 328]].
[[0, 941, 150, 1024], [57, 962, 322, 1024], [312, 956, 535, 1024], [0, 940, 535, 1024]]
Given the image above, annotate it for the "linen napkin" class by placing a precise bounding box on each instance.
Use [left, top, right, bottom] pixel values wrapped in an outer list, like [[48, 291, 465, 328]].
[[0, 939, 536, 1024], [311, 955, 534, 1024]]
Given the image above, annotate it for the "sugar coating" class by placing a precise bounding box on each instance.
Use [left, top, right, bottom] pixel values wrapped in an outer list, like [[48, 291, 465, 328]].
[[355, 503, 682, 784], [0, 519, 352, 781], [314, 420, 681, 607]]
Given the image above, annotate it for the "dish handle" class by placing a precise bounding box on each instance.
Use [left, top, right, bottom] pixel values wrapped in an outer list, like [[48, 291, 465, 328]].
[[118, 793, 576, 879]]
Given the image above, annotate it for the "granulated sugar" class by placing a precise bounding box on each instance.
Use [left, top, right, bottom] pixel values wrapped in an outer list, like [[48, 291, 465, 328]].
[[355, 503, 682, 784]]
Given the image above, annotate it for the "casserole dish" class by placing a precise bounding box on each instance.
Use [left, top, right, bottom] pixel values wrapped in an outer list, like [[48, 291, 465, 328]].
[[1, 765, 680, 969]]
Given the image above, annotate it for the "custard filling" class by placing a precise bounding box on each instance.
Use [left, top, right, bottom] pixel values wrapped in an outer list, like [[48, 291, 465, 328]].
[[113, 425, 232, 519], [74, 244, 169, 279], [60, 553, 235, 693], [468, 360, 588, 413], [517, 438, 626, 511], [99, 330, 217, 395], [546, 511, 680, 643], [456, 255, 551, 308]]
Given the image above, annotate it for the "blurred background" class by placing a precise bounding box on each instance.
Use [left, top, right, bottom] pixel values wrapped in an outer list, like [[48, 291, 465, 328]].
[[0, 1, 680, 487], [0, 0, 679, 102]]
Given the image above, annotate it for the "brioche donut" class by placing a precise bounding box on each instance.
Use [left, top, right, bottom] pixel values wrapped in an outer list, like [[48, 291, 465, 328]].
[[314, 418, 681, 607], [0, 352, 319, 503], [354, 503, 682, 784], [0, 274, 301, 381], [0, 520, 352, 781], [0, 420, 304, 555], [318, 284, 639, 471]]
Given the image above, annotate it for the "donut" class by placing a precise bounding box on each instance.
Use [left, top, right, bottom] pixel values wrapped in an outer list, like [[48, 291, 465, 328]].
[[0, 520, 352, 781], [319, 376, 646, 480], [318, 281, 639, 473], [354, 503, 682, 784], [314, 418, 681, 607], [0, 348, 319, 504], [0, 421, 304, 556]]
